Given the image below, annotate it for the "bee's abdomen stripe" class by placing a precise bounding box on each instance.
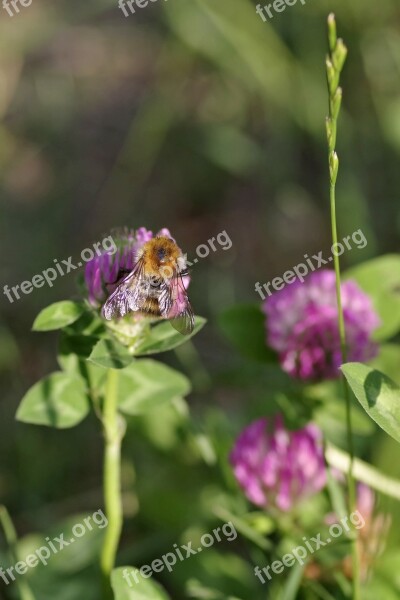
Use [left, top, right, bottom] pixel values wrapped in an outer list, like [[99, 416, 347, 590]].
[[141, 297, 161, 315]]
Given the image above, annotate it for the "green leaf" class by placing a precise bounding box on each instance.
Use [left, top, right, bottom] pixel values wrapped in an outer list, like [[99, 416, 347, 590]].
[[59, 332, 99, 360], [16, 512, 106, 575], [218, 304, 276, 362], [57, 333, 106, 393], [118, 360, 191, 415], [111, 567, 170, 599], [32, 301, 85, 332], [16, 372, 90, 428], [133, 317, 206, 356], [345, 255, 400, 340], [341, 362, 400, 444], [88, 338, 134, 369], [64, 308, 106, 336]]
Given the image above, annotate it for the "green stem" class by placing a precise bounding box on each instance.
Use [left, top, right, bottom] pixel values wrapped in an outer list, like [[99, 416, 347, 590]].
[[330, 180, 360, 600], [329, 184, 347, 363], [0, 506, 36, 600], [326, 14, 360, 599], [100, 369, 124, 598]]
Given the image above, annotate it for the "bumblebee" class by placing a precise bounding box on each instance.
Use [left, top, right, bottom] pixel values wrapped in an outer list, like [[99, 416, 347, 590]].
[[102, 236, 194, 335]]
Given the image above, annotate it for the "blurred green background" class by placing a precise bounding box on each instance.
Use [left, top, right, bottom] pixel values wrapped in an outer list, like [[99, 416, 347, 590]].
[[1, 0, 400, 598]]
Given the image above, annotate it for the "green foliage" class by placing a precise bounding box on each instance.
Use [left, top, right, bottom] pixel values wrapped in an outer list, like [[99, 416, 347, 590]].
[[6, 513, 105, 600], [6, 2, 400, 599], [21, 302, 204, 429], [86, 317, 206, 368], [134, 317, 207, 355], [341, 362, 400, 444], [345, 255, 400, 341], [16, 372, 90, 428], [32, 301, 85, 332], [118, 360, 191, 415], [57, 332, 107, 395], [111, 568, 170, 599], [59, 332, 99, 361], [88, 338, 134, 370]]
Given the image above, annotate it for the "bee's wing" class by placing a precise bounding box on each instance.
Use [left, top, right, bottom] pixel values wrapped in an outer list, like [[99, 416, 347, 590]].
[[159, 272, 194, 335], [102, 258, 148, 320]]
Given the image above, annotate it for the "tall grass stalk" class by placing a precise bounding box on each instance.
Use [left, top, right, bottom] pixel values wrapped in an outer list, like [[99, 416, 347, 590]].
[[325, 13, 360, 600]]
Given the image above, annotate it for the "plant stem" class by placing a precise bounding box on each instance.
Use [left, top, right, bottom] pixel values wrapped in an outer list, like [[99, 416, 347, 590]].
[[101, 368, 124, 598], [0, 506, 36, 600], [326, 13, 360, 600], [330, 178, 360, 600]]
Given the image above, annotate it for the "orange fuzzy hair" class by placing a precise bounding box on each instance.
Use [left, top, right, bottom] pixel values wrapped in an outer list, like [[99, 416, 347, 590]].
[[138, 236, 182, 278]]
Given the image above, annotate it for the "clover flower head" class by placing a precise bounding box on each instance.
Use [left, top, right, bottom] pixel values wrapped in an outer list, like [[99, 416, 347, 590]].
[[230, 416, 326, 512], [263, 270, 380, 381]]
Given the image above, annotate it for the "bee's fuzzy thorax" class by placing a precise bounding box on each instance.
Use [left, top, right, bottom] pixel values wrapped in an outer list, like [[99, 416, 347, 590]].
[[141, 236, 182, 277]]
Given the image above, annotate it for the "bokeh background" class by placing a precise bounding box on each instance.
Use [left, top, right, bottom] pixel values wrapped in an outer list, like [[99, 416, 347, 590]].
[[1, 0, 400, 598]]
